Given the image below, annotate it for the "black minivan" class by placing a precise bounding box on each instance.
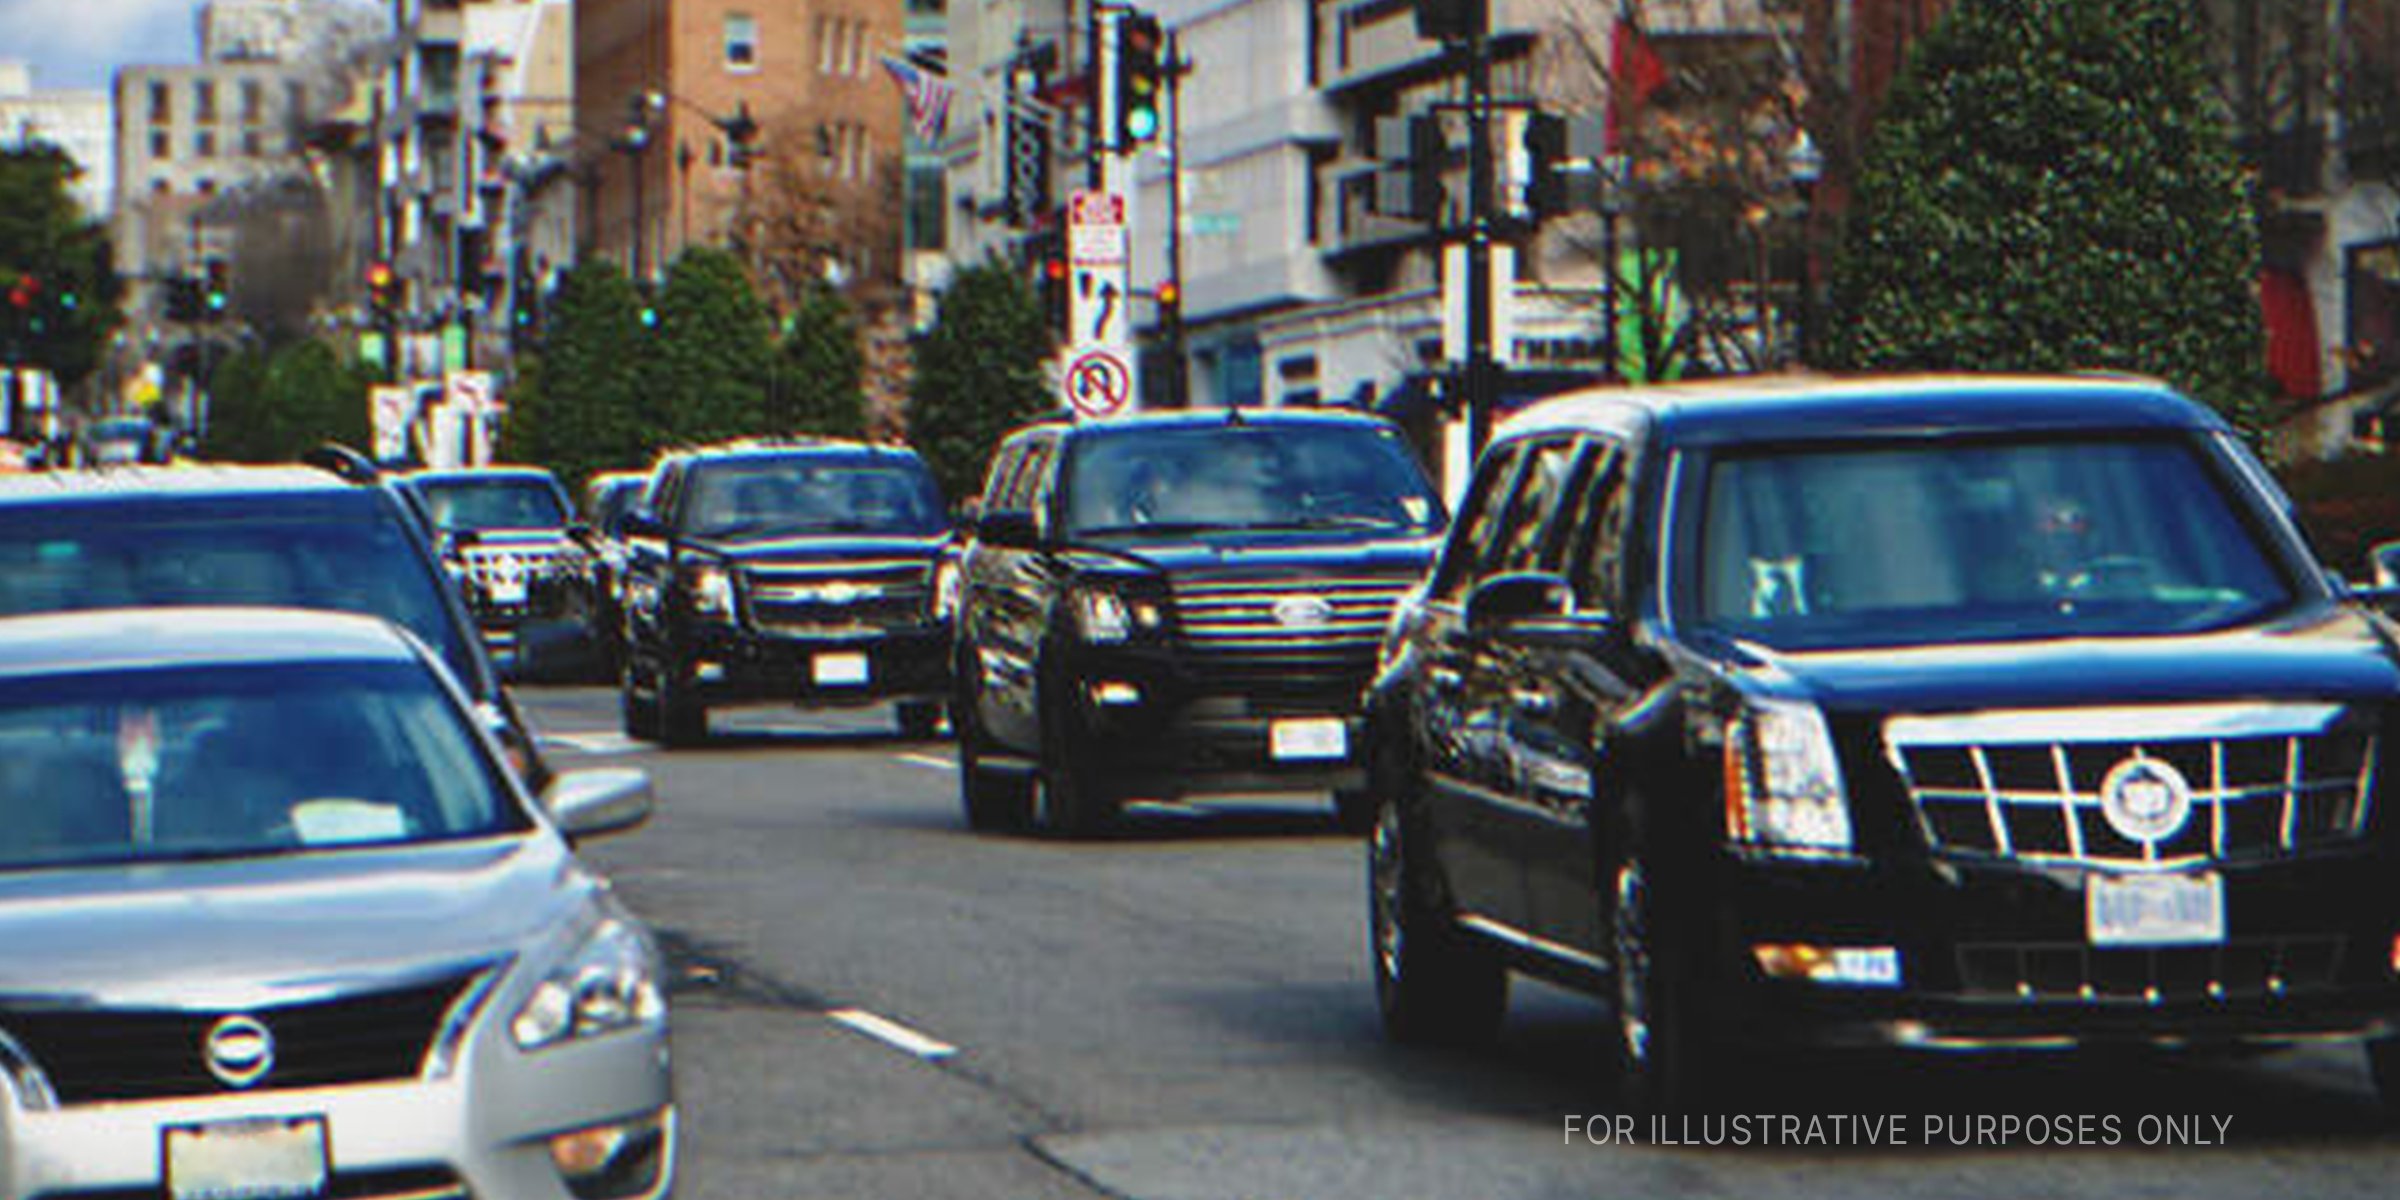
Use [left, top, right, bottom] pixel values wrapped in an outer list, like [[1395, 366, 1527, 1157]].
[[1364, 374, 2400, 1113]]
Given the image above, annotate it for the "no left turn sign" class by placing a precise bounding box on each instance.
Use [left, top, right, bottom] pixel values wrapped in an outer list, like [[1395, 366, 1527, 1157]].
[[1063, 349, 1133, 420]]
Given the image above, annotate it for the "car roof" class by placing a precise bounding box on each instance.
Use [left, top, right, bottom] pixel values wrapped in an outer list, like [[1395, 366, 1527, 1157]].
[[1027, 406, 1398, 440], [666, 440, 926, 467], [1496, 373, 2221, 448], [0, 607, 422, 681], [402, 467, 562, 485], [0, 465, 357, 503]]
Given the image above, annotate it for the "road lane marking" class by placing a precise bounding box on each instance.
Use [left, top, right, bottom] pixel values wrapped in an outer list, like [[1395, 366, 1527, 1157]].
[[895, 753, 957, 772], [541, 732, 648, 755], [827, 1007, 957, 1060]]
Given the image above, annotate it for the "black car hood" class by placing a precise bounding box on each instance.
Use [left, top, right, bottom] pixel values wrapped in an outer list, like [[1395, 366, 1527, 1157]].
[[690, 533, 948, 565], [1068, 533, 1440, 578], [1732, 605, 2400, 714]]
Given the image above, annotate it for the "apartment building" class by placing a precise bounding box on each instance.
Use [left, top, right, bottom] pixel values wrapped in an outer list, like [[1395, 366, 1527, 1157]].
[[0, 62, 111, 218]]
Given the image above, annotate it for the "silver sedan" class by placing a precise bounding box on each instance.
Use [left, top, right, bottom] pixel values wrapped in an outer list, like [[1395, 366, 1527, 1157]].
[[0, 607, 674, 1200]]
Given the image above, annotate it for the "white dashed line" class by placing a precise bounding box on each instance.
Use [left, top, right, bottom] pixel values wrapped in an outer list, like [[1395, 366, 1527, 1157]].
[[895, 753, 957, 772], [541, 732, 649, 755], [827, 1008, 958, 1060]]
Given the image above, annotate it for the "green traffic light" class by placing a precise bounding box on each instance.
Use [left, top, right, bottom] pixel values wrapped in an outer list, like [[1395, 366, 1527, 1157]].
[[1125, 105, 1160, 142]]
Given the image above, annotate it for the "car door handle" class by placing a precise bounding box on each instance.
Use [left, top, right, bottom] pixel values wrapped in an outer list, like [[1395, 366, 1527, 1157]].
[[1511, 687, 1556, 717], [1429, 666, 1463, 693]]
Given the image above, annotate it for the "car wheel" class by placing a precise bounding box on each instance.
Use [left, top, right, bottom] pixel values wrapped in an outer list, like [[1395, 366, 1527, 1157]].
[[619, 658, 659, 740], [956, 690, 1032, 833], [2368, 1036, 2400, 1125], [896, 700, 943, 741], [1036, 746, 1116, 839], [1610, 855, 1718, 1113], [1332, 788, 1376, 835], [1367, 774, 1507, 1045], [655, 658, 708, 748]]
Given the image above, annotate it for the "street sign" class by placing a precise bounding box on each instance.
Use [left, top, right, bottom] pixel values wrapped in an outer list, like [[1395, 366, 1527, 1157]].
[[1068, 190, 1127, 266], [369, 385, 416, 463], [1442, 243, 1517, 367], [446, 370, 496, 416], [1062, 349, 1134, 420]]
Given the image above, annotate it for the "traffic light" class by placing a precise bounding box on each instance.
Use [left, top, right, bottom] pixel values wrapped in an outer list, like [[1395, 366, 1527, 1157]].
[[203, 259, 230, 316], [165, 276, 202, 322], [1522, 112, 1568, 220], [366, 260, 398, 316], [1040, 253, 1069, 339], [1412, 0, 1476, 42], [1155, 279, 1180, 332], [1115, 11, 1164, 147]]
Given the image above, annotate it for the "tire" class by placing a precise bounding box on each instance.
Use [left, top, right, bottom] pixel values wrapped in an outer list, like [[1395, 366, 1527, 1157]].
[[1366, 772, 1508, 1045], [956, 689, 1032, 832], [1609, 853, 1720, 1114], [654, 655, 708, 748], [2368, 1036, 2400, 1126], [896, 700, 943, 741], [1036, 746, 1117, 839], [620, 659, 659, 740], [1333, 788, 1376, 836]]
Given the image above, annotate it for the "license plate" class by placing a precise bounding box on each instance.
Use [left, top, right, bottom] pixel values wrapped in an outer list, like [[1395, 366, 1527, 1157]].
[[165, 1117, 327, 1200], [1270, 717, 1348, 761], [487, 574, 527, 605], [813, 652, 870, 686], [2087, 871, 2225, 946]]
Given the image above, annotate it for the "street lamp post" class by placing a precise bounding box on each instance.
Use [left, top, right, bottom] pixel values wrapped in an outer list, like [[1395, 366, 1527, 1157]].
[[1598, 153, 1630, 383], [1787, 129, 1824, 368]]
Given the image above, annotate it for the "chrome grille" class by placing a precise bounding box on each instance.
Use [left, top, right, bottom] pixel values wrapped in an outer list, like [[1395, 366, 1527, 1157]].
[[460, 540, 574, 589], [0, 972, 479, 1105], [744, 558, 932, 633], [1885, 704, 2375, 868], [1169, 572, 1415, 709]]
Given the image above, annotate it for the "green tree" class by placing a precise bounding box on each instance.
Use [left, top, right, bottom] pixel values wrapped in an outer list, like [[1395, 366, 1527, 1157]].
[[1828, 0, 2269, 428], [502, 259, 652, 487], [774, 283, 866, 439], [262, 339, 370, 455], [200, 345, 275, 462], [0, 144, 123, 389], [906, 258, 1051, 503], [656, 246, 772, 445]]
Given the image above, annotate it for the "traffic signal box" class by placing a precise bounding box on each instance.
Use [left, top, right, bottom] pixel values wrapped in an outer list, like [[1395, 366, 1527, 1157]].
[[1116, 13, 1164, 147]]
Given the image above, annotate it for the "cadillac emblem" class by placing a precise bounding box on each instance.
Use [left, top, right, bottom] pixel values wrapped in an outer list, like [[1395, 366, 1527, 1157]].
[[1271, 595, 1334, 629], [2098, 755, 2194, 846], [203, 1014, 274, 1089]]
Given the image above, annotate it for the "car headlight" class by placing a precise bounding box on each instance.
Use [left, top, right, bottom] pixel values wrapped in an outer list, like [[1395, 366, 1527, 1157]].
[[512, 919, 667, 1051], [1072, 585, 1165, 643], [932, 559, 962, 621], [1723, 698, 1853, 857], [682, 562, 734, 619]]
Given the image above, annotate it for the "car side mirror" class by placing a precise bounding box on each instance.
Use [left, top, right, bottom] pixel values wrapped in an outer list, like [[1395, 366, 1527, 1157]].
[[977, 511, 1040, 549], [620, 511, 666, 539], [566, 521, 598, 546], [1465, 571, 1577, 637], [953, 496, 984, 531], [543, 767, 654, 841]]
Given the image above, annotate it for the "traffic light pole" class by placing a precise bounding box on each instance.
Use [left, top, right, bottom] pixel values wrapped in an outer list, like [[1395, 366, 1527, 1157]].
[[1462, 2, 1497, 462], [1165, 30, 1189, 409]]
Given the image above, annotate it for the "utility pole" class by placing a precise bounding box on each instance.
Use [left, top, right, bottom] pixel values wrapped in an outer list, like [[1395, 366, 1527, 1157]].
[[1462, 0, 1497, 461], [1164, 29, 1190, 409]]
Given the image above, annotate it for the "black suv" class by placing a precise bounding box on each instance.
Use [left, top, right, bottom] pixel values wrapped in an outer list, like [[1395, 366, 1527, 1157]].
[[952, 409, 1446, 836], [618, 439, 952, 744], [397, 467, 590, 673], [1363, 374, 2400, 1113], [0, 464, 547, 784]]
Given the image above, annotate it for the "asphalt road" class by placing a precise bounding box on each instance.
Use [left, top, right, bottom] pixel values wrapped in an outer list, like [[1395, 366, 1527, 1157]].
[[520, 685, 2400, 1200]]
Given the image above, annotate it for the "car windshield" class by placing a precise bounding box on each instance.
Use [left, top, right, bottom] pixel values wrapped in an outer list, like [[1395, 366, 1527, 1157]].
[[589, 478, 645, 535], [1690, 436, 2294, 651], [418, 477, 568, 531], [0, 515, 484, 694], [0, 661, 529, 872], [1064, 423, 1443, 537], [683, 457, 945, 538]]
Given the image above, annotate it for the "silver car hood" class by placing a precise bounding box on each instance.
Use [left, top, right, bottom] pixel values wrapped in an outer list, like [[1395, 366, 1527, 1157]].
[[0, 836, 593, 1010]]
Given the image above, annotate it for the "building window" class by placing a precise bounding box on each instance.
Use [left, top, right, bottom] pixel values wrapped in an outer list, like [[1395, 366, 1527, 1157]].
[[725, 14, 759, 71], [816, 17, 835, 74], [148, 81, 171, 122], [847, 21, 865, 76], [241, 128, 266, 157], [241, 80, 264, 123], [2348, 242, 2400, 389], [151, 179, 170, 196], [195, 130, 217, 158], [195, 81, 217, 123], [149, 130, 171, 159], [196, 178, 216, 195], [287, 81, 307, 121], [906, 164, 946, 252]]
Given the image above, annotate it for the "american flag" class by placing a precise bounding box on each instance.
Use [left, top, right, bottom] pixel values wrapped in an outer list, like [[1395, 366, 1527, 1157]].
[[880, 55, 955, 146]]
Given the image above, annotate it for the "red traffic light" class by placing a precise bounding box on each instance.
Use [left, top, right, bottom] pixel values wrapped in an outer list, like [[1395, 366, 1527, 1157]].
[[1157, 280, 1179, 307], [365, 261, 396, 290], [1044, 257, 1069, 283]]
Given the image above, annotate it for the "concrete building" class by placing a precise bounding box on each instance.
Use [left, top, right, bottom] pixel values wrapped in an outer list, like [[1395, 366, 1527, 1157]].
[[113, 60, 321, 296], [0, 62, 112, 218], [573, 0, 906, 285], [376, 0, 577, 373], [204, 0, 389, 64]]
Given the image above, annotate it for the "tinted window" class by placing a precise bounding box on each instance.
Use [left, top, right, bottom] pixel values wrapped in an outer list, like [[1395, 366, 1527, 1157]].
[[682, 455, 946, 538], [0, 509, 482, 694], [0, 661, 529, 871], [1431, 442, 1525, 602], [1492, 439, 1581, 576], [1063, 423, 1442, 537], [1691, 436, 2292, 650], [587, 478, 645, 535], [415, 477, 569, 531]]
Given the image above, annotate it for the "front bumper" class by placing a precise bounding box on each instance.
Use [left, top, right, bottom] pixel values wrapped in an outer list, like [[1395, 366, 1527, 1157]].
[[680, 621, 950, 709], [0, 1020, 673, 1200], [1697, 846, 2400, 1053], [1054, 643, 1370, 799]]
